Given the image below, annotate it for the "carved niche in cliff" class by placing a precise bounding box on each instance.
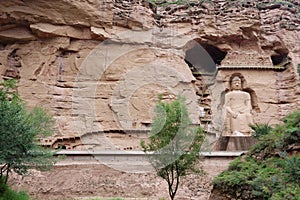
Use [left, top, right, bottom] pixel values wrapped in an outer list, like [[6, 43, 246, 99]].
[[224, 75, 252, 136], [221, 73, 259, 136]]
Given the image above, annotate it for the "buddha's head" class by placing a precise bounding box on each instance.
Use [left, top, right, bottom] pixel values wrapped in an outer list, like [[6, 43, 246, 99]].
[[231, 76, 242, 90]]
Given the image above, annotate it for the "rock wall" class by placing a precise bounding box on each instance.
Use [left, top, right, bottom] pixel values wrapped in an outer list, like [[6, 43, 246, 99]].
[[0, 0, 299, 149]]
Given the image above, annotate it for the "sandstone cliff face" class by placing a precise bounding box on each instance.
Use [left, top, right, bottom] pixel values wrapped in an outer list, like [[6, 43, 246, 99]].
[[0, 0, 299, 150]]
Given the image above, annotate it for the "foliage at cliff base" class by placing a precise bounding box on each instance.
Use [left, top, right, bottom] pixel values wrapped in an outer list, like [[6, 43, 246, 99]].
[[213, 110, 300, 200]]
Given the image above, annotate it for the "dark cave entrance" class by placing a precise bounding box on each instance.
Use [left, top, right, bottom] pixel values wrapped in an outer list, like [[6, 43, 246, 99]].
[[271, 54, 287, 65], [184, 40, 227, 74], [200, 43, 227, 66], [270, 48, 289, 66]]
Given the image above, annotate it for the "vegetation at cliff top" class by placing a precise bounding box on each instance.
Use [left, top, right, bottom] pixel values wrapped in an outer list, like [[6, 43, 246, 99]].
[[213, 110, 300, 200]]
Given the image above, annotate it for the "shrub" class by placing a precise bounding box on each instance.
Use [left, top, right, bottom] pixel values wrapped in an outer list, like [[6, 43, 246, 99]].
[[0, 177, 29, 200], [212, 110, 300, 199], [250, 123, 272, 139]]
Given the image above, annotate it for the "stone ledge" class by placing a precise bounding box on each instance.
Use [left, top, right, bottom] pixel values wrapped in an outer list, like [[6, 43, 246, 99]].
[[215, 136, 258, 151], [217, 65, 286, 70], [55, 150, 246, 157]]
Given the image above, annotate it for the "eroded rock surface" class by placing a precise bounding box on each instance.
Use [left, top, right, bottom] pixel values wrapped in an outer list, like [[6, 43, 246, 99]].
[[1, 1, 300, 199], [0, 0, 299, 150]]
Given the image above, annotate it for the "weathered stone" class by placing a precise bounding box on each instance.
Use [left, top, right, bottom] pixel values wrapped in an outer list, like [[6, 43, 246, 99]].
[[215, 136, 257, 151], [0, 0, 114, 27], [0, 0, 298, 154], [30, 23, 93, 39], [90, 27, 110, 39], [0, 26, 35, 42], [0, 1, 299, 199]]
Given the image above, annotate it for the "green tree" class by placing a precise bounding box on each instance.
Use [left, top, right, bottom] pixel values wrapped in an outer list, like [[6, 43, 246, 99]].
[[0, 79, 57, 186], [141, 96, 204, 200]]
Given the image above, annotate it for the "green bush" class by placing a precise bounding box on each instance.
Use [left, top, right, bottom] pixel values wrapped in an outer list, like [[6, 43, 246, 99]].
[[249, 110, 300, 160], [250, 123, 272, 139], [0, 178, 29, 200], [283, 155, 300, 184], [214, 155, 300, 199], [271, 183, 300, 200], [213, 110, 300, 200]]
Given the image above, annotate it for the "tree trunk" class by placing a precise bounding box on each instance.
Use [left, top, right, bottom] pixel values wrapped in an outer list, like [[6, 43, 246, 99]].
[[4, 164, 10, 184], [0, 164, 8, 182], [167, 163, 180, 200]]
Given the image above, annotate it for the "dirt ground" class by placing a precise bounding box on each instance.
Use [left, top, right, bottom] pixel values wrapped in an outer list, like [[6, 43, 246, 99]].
[[9, 158, 232, 200]]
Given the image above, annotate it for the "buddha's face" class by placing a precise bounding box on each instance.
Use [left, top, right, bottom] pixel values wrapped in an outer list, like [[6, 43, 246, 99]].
[[232, 77, 242, 90]]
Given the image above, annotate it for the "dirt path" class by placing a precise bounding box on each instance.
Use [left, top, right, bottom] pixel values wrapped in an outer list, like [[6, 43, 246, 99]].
[[10, 157, 233, 200], [9, 158, 232, 200]]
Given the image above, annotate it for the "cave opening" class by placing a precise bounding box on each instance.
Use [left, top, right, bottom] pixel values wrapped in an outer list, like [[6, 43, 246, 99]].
[[184, 40, 227, 74], [200, 43, 227, 65], [271, 54, 286, 65], [59, 145, 67, 149], [271, 48, 289, 66]]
